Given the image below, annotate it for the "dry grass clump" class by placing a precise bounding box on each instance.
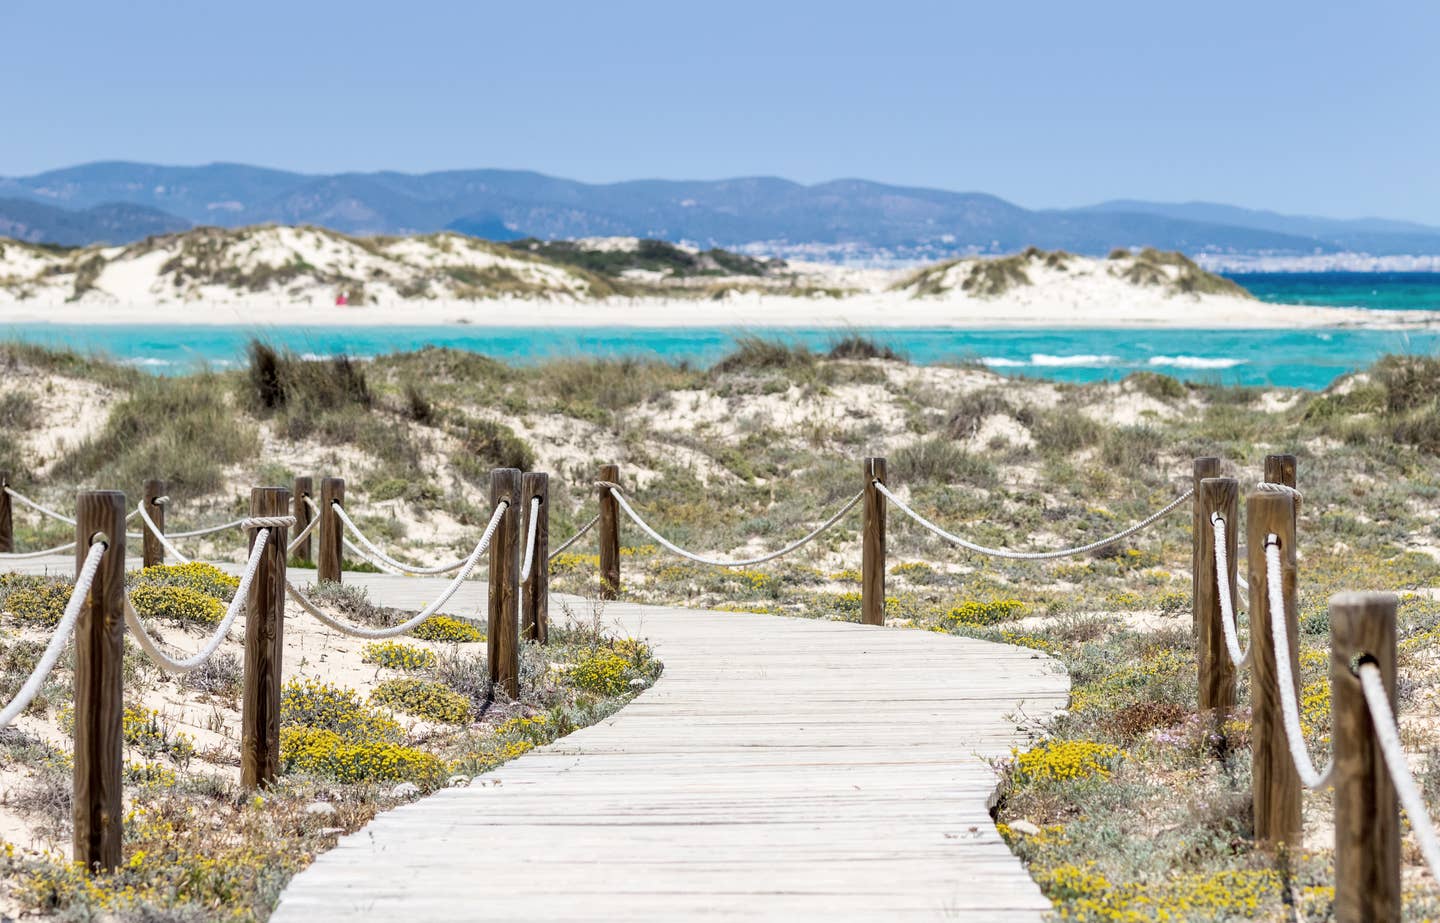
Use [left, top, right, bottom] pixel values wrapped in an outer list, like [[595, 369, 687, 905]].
[[711, 336, 816, 375]]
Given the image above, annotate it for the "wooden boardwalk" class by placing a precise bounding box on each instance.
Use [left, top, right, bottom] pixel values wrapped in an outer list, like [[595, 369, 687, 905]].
[[269, 572, 1069, 921]]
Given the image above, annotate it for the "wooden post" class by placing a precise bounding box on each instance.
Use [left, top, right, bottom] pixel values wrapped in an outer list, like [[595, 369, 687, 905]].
[[489, 469, 522, 697], [1197, 477, 1238, 714], [521, 472, 549, 644], [318, 477, 344, 583], [1264, 453, 1297, 490], [0, 470, 12, 554], [73, 490, 125, 871], [862, 456, 887, 626], [1191, 456, 1220, 638], [1331, 592, 1399, 923], [292, 476, 313, 564], [241, 487, 289, 790], [141, 479, 166, 568], [1249, 487, 1301, 847], [598, 463, 620, 600]]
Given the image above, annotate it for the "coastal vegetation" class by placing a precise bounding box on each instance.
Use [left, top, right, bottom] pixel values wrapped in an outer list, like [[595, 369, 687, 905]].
[[895, 245, 1248, 299], [2, 339, 1440, 919], [0, 225, 1257, 306]]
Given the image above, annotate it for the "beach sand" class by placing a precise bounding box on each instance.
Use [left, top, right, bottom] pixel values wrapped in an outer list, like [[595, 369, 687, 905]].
[[3, 289, 1438, 330]]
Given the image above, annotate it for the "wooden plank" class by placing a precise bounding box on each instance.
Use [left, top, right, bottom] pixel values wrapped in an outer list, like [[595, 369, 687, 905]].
[[292, 476, 313, 564], [0, 470, 13, 553], [272, 573, 1068, 921], [141, 478, 166, 568]]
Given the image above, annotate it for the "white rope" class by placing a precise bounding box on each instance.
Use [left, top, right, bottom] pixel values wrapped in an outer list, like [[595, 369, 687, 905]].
[[1359, 660, 1440, 883], [875, 482, 1193, 561], [1257, 481, 1303, 505], [1264, 535, 1333, 790], [4, 487, 76, 525], [598, 482, 863, 568], [341, 536, 406, 575], [163, 519, 250, 539], [290, 501, 507, 639], [1210, 513, 1251, 668], [0, 540, 79, 559], [549, 515, 598, 559], [287, 514, 318, 555], [325, 499, 473, 576], [0, 541, 107, 729], [123, 528, 271, 673], [519, 497, 541, 583], [138, 501, 195, 564]]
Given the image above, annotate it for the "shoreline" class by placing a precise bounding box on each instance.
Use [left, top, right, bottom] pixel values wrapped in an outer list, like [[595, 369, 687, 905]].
[[2, 293, 1439, 330]]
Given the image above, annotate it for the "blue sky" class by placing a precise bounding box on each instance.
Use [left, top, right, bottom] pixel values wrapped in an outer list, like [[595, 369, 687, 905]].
[[3, 0, 1438, 222]]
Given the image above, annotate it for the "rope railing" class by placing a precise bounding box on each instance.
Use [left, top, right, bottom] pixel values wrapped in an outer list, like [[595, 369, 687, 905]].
[[874, 480, 1193, 561], [597, 480, 863, 568], [318, 496, 475, 576], [1261, 534, 1333, 790], [124, 519, 287, 674], [0, 539, 107, 730], [549, 514, 598, 560], [1209, 513, 1251, 668], [1360, 660, 1440, 883], [288, 500, 507, 640], [519, 496, 541, 584], [2, 454, 1434, 900]]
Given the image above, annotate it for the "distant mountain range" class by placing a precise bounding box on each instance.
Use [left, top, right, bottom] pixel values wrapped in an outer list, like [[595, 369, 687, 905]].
[[4, 161, 1440, 261]]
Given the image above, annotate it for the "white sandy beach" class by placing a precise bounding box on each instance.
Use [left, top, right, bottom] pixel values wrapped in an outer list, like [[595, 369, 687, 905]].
[[2, 227, 1437, 329], [2, 292, 1438, 329]]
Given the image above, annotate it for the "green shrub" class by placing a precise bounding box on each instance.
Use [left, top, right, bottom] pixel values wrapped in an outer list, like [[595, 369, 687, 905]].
[[567, 649, 636, 696], [893, 438, 996, 485], [130, 561, 240, 601], [362, 641, 437, 671], [129, 585, 225, 625], [3, 582, 73, 626], [456, 417, 535, 472], [280, 677, 402, 741], [827, 335, 904, 362], [711, 336, 814, 375], [411, 615, 484, 643], [944, 599, 1026, 627], [280, 726, 444, 785], [371, 678, 472, 724]]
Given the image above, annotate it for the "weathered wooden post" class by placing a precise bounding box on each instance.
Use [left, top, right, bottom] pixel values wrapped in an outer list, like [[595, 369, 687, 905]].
[[1191, 456, 1221, 638], [141, 479, 167, 568], [1249, 487, 1301, 846], [1197, 476, 1238, 714], [521, 472, 549, 644], [862, 456, 887, 626], [1264, 453, 1297, 491], [292, 476, 313, 564], [0, 470, 12, 553], [318, 477, 344, 583], [73, 490, 125, 871], [241, 487, 289, 790], [598, 463, 620, 600], [1331, 592, 1399, 923], [489, 468, 522, 697]]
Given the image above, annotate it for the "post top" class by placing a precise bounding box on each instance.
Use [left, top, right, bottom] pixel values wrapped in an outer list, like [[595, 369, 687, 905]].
[[1330, 591, 1399, 610]]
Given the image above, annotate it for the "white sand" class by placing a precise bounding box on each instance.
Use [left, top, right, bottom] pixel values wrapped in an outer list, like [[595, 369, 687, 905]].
[[1, 230, 1437, 330]]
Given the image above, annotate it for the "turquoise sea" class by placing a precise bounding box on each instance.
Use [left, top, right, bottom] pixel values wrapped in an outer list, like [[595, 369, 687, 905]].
[[2, 273, 1437, 391]]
